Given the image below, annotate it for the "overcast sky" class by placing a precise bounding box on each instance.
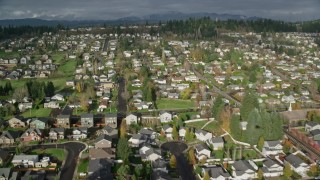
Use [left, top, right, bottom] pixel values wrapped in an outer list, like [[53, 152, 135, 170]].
[[0, 0, 319, 21]]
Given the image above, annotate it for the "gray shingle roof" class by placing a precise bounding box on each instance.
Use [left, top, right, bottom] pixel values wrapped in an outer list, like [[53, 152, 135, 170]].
[[285, 154, 305, 168]]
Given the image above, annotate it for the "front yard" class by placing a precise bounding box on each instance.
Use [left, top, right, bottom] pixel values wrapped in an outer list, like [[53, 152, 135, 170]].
[[156, 98, 195, 110], [31, 148, 66, 161]]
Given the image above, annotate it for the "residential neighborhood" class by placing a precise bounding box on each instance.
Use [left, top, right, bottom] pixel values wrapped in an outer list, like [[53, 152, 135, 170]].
[[0, 17, 320, 180]]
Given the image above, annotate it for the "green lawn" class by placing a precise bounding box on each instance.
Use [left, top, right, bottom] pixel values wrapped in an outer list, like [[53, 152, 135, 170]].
[[157, 98, 195, 110], [185, 120, 208, 130], [51, 53, 66, 64], [78, 158, 89, 173], [32, 148, 66, 161], [57, 60, 77, 75], [0, 51, 20, 58], [21, 108, 52, 118]]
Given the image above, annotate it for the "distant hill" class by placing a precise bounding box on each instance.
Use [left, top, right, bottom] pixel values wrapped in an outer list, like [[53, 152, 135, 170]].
[[0, 12, 262, 27]]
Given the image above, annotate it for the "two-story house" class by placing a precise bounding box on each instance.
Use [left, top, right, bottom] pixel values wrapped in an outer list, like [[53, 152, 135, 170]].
[[29, 118, 48, 129], [20, 128, 42, 142], [81, 114, 94, 127], [262, 158, 283, 178], [8, 117, 25, 128], [0, 131, 22, 145], [104, 113, 117, 128], [94, 135, 112, 149], [232, 160, 258, 180], [56, 114, 70, 128], [195, 144, 211, 160], [71, 127, 87, 140], [262, 140, 283, 156], [195, 129, 213, 142], [49, 128, 65, 140], [207, 136, 224, 150], [159, 111, 172, 123], [284, 154, 309, 177], [125, 113, 138, 125]]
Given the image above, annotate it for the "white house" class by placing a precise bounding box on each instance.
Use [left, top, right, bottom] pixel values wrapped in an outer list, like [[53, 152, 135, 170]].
[[195, 129, 213, 142], [125, 114, 138, 125], [162, 125, 173, 138], [51, 94, 64, 101], [128, 134, 146, 147], [262, 140, 283, 156], [202, 166, 231, 180], [262, 158, 283, 178], [71, 128, 87, 140], [195, 144, 211, 160], [139, 145, 162, 162], [179, 127, 187, 138], [232, 160, 258, 180], [159, 111, 172, 123], [284, 154, 309, 177], [207, 136, 224, 150]]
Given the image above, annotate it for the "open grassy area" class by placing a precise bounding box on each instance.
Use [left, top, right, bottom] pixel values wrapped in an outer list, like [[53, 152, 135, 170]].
[[21, 108, 52, 118], [51, 52, 66, 64], [57, 60, 77, 75], [156, 98, 195, 110], [78, 158, 89, 173], [32, 148, 66, 161], [185, 120, 208, 130], [0, 51, 20, 58]]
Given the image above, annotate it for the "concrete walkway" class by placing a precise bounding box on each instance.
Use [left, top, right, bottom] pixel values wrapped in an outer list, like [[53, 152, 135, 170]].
[[201, 119, 215, 129]]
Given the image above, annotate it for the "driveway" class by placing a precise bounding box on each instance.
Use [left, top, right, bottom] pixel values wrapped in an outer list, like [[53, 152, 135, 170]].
[[29, 142, 86, 180], [161, 142, 195, 180]]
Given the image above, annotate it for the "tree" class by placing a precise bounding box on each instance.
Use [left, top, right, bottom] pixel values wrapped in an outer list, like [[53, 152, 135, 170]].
[[188, 148, 197, 165], [169, 155, 176, 168], [240, 92, 259, 121], [283, 163, 293, 178], [309, 164, 318, 176], [12, 86, 29, 102], [180, 88, 191, 100], [212, 96, 224, 119], [257, 168, 264, 180], [79, 94, 89, 112], [185, 128, 194, 142], [245, 109, 263, 145], [257, 136, 265, 151], [116, 138, 131, 163], [203, 171, 210, 180], [172, 125, 179, 140], [120, 120, 127, 138], [117, 164, 130, 180], [45, 81, 55, 97]]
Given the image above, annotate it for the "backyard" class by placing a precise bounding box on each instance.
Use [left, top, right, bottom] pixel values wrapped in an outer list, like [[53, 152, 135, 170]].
[[156, 98, 195, 110], [31, 148, 66, 161]]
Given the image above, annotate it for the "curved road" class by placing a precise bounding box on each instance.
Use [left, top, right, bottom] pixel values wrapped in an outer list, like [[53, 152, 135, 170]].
[[29, 142, 86, 180], [161, 142, 195, 180]]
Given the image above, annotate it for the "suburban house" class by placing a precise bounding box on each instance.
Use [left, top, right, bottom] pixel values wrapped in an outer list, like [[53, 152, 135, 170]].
[[56, 114, 70, 128], [159, 111, 172, 123], [262, 158, 283, 178], [202, 166, 231, 180], [139, 145, 162, 162], [87, 159, 113, 180], [262, 140, 283, 156], [44, 101, 60, 108], [125, 113, 138, 125], [284, 154, 309, 177], [179, 127, 187, 138], [49, 128, 65, 140], [81, 114, 94, 127], [94, 135, 112, 149], [195, 129, 213, 141], [29, 118, 48, 129], [128, 134, 146, 147], [96, 125, 118, 139], [207, 136, 224, 150], [89, 148, 115, 160], [51, 94, 64, 101], [12, 155, 39, 167], [0, 131, 22, 145], [162, 125, 173, 138], [232, 160, 258, 179], [104, 113, 117, 128], [139, 128, 157, 140], [71, 127, 87, 140], [8, 117, 25, 128], [20, 128, 42, 142], [305, 121, 320, 132], [195, 144, 211, 160]]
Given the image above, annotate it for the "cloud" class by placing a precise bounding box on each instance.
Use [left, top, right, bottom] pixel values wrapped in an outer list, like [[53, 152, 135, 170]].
[[0, 0, 319, 21]]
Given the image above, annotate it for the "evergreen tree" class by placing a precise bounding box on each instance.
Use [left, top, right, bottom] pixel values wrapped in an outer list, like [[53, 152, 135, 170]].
[[172, 125, 179, 140], [257, 136, 265, 151], [240, 92, 259, 121], [169, 155, 176, 168], [116, 138, 131, 163], [245, 109, 263, 145]]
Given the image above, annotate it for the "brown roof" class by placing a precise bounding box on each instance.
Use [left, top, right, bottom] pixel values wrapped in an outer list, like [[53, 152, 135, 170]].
[[280, 109, 319, 121], [89, 148, 115, 159]]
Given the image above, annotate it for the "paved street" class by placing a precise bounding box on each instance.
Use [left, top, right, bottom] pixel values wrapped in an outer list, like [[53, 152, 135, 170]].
[[161, 142, 195, 180]]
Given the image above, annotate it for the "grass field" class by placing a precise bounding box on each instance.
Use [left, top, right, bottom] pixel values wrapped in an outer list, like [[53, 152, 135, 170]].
[[32, 148, 66, 161], [156, 98, 195, 110], [51, 53, 66, 64], [185, 120, 208, 129], [78, 158, 89, 173], [0, 51, 20, 58], [57, 60, 77, 75], [21, 108, 52, 118]]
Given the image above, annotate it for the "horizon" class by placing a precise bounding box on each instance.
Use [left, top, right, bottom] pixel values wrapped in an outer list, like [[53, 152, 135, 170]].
[[0, 0, 320, 22]]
